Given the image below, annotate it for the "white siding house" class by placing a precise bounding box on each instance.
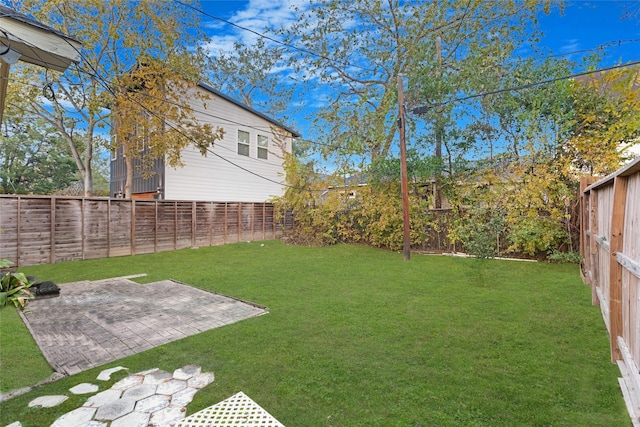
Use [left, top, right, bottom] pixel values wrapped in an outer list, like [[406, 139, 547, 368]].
[[110, 83, 299, 202]]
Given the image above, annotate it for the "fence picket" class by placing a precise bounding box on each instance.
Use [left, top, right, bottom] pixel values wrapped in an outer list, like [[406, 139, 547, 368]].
[[0, 195, 289, 267]]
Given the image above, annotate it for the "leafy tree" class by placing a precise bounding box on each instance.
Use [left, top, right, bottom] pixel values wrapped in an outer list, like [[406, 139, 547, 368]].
[[112, 61, 224, 198], [280, 0, 551, 165], [10, 0, 212, 196], [208, 38, 297, 120], [0, 118, 78, 194], [562, 67, 640, 175]]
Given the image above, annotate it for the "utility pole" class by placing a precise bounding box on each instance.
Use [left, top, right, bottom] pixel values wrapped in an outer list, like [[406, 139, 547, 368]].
[[435, 35, 443, 209], [397, 74, 411, 261]]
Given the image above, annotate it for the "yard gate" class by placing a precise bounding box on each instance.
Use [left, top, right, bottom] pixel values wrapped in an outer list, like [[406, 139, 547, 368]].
[[580, 156, 640, 424], [0, 195, 291, 267]]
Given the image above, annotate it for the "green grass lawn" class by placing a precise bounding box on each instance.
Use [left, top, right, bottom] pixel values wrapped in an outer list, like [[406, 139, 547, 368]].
[[0, 241, 629, 426]]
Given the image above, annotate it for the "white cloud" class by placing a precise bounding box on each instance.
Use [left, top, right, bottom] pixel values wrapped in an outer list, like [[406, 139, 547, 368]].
[[202, 0, 309, 54], [560, 39, 580, 54]]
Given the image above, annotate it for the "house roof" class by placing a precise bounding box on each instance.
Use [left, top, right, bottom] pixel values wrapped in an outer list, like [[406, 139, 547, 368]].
[[0, 5, 82, 71], [198, 82, 301, 138]]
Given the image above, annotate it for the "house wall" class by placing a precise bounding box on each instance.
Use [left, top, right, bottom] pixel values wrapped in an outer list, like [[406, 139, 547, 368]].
[[110, 144, 164, 198], [163, 86, 293, 202]]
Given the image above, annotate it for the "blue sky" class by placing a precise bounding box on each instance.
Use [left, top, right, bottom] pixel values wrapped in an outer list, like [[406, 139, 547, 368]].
[[538, 1, 640, 66], [200, 0, 640, 67]]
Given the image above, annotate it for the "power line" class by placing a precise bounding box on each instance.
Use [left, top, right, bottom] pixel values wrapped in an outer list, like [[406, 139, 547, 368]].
[[411, 60, 640, 115], [547, 38, 640, 59], [54, 35, 332, 192], [172, 0, 377, 74]]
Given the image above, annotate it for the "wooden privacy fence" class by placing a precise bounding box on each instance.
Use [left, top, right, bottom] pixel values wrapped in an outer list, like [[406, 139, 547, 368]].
[[0, 195, 292, 267], [580, 157, 640, 424]]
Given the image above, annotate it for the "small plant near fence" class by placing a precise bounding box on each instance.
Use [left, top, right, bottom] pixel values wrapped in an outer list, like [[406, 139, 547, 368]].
[[0, 259, 34, 310]]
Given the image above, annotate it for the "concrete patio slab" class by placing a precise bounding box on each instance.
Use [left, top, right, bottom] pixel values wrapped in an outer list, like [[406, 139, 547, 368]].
[[20, 278, 267, 376]]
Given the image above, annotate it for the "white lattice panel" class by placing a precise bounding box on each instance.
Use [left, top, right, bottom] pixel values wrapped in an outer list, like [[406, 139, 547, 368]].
[[175, 391, 285, 426]]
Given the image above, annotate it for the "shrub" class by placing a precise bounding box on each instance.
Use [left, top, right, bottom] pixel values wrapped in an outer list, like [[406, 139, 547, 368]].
[[0, 259, 34, 310]]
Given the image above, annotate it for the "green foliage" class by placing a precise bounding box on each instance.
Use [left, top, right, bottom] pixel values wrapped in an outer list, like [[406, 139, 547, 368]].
[[275, 157, 435, 250], [0, 259, 34, 310], [12, 0, 211, 196], [0, 118, 79, 194], [547, 250, 582, 264], [449, 205, 507, 258]]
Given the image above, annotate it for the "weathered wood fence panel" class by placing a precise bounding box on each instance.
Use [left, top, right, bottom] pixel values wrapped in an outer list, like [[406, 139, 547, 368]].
[[0, 195, 289, 267], [581, 157, 640, 423]]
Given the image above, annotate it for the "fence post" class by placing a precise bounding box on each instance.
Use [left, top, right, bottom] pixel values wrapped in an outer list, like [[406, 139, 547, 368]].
[[590, 190, 599, 306], [238, 202, 242, 242], [192, 201, 197, 248], [50, 197, 56, 264], [81, 198, 85, 260], [224, 203, 228, 244], [609, 175, 628, 362], [107, 199, 111, 258], [131, 199, 136, 256], [174, 201, 178, 250], [154, 200, 158, 253]]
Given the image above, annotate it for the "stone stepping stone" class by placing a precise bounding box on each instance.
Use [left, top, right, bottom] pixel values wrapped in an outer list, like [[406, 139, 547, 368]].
[[97, 366, 128, 381], [20, 365, 214, 427], [28, 395, 68, 408], [51, 407, 96, 427], [173, 365, 201, 380], [69, 383, 99, 395], [187, 372, 214, 389]]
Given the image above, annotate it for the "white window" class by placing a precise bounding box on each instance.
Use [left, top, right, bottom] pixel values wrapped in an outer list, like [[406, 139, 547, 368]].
[[238, 130, 250, 156], [257, 135, 268, 159]]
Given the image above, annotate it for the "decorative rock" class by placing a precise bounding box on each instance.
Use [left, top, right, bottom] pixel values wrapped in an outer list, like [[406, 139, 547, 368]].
[[187, 372, 215, 389], [173, 365, 201, 380], [94, 398, 136, 421], [97, 366, 128, 381], [83, 389, 122, 408], [112, 375, 143, 390], [142, 369, 172, 385], [170, 387, 198, 407], [28, 395, 68, 408], [122, 383, 157, 401], [51, 407, 96, 427], [149, 405, 187, 427], [69, 383, 99, 395], [79, 422, 107, 427], [4, 422, 22, 427], [156, 379, 186, 396], [135, 394, 170, 413], [110, 411, 150, 427]]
